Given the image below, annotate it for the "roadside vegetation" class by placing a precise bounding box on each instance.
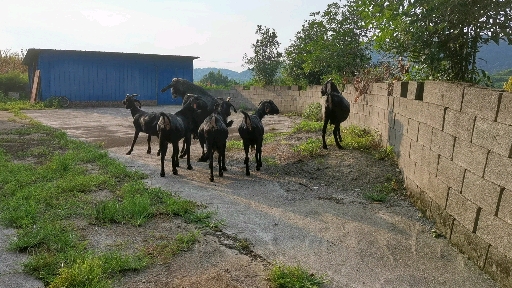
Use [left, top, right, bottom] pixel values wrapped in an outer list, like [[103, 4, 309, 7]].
[[0, 121, 219, 287]]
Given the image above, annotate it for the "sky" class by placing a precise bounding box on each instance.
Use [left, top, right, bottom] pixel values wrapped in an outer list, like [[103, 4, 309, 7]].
[[2, 0, 343, 72]]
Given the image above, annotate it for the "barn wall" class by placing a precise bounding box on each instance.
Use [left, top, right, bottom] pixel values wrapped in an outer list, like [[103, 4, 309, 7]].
[[30, 50, 193, 105], [211, 82, 512, 287]]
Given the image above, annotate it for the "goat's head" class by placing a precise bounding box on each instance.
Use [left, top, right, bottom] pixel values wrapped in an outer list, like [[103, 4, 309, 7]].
[[218, 97, 237, 117], [161, 78, 210, 99], [182, 94, 202, 111], [321, 78, 341, 96], [258, 100, 280, 115], [122, 94, 141, 109]]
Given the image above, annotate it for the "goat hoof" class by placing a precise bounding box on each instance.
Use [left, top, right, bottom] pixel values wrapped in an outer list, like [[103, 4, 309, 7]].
[[222, 167, 227, 171], [322, 145, 328, 150], [246, 172, 250, 176], [160, 172, 165, 177], [187, 165, 193, 170], [179, 155, 185, 159], [126, 151, 132, 155], [172, 170, 178, 175], [219, 171, 223, 177], [337, 145, 344, 150]]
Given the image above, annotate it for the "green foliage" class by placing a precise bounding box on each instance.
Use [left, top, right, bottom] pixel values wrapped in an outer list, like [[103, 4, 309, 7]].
[[292, 120, 324, 133], [341, 126, 380, 151], [491, 69, 512, 89], [354, 0, 512, 83], [226, 139, 243, 150], [504, 76, 512, 92], [0, 123, 211, 286], [364, 175, 401, 202], [243, 25, 283, 86], [197, 70, 239, 89], [302, 102, 323, 122], [283, 2, 371, 86], [0, 72, 28, 94], [268, 262, 327, 288], [0, 49, 27, 74], [293, 138, 323, 156]]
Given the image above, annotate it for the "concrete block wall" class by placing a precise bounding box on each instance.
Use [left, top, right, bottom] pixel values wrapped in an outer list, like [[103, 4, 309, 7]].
[[342, 81, 512, 287], [214, 82, 512, 287]]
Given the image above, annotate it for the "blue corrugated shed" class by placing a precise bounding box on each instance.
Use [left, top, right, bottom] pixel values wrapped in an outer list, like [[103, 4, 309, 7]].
[[22, 49, 199, 105]]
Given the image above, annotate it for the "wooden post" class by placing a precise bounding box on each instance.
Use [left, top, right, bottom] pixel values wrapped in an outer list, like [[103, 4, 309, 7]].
[[30, 70, 40, 103]]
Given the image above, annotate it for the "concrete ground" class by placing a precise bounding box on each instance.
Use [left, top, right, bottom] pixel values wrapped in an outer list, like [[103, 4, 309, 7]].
[[0, 106, 499, 287]]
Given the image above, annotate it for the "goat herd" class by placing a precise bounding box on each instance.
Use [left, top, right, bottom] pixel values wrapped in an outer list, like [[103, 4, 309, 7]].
[[123, 78, 350, 182]]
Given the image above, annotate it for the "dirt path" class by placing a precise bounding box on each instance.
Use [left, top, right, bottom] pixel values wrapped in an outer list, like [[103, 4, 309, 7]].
[[12, 107, 499, 287]]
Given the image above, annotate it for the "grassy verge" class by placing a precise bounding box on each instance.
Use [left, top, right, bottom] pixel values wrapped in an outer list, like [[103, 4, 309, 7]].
[[0, 122, 217, 287], [268, 262, 327, 288]]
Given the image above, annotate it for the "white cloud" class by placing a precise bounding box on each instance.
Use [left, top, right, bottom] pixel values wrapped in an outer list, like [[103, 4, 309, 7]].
[[80, 9, 130, 27]]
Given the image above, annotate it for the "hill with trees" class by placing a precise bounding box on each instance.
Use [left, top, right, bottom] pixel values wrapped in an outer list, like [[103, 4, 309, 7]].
[[193, 68, 252, 83]]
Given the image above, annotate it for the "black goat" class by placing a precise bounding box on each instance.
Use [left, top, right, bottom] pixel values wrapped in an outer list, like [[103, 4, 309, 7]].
[[157, 95, 199, 177], [198, 97, 237, 162], [122, 94, 160, 156], [238, 100, 280, 176], [161, 78, 219, 158], [320, 79, 350, 149], [197, 103, 229, 182]]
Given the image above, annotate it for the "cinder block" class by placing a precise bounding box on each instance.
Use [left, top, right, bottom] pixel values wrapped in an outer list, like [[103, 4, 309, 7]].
[[406, 118, 419, 141], [498, 189, 512, 225], [393, 81, 408, 98], [437, 156, 464, 191], [446, 188, 479, 231], [425, 172, 450, 207], [406, 81, 424, 100], [473, 116, 512, 158], [476, 212, 512, 259], [443, 108, 476, 142], [462, 87, 501, 121], [453, 139, 488, 176], [450, 220, 490, 268], [483, 245, 512, 288], [429, 199, 454, 238], [431, 128, 455, 159], [405, 177, 431, 216], [484, 152, 512, 190], [422, 102, 445, 130], [417, 122, 433, 148], [409, 141, 438, 174], [462, 170, 502, 215], [423, 81, 466, 111], [498, 92, 512, 126]]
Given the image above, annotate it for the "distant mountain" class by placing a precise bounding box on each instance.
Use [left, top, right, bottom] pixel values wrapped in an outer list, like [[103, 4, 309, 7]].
[[477, 40, 512, 74], [193, 68, 253, 83]]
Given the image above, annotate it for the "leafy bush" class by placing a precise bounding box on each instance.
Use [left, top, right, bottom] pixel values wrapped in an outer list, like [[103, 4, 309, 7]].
[[0, 72, 28, 94], [302, 102, 322, 122]]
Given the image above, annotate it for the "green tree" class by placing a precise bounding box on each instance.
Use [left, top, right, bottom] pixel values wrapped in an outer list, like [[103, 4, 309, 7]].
[[282, 1, 371, 86], [198, 70, 238, 88], [243, 25, 283, 86], [354, 0, 512, 83]]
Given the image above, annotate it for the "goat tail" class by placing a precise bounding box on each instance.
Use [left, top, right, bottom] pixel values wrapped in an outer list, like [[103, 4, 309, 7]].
[[240, 110, 252, 130], [158, 112, 172, 130]]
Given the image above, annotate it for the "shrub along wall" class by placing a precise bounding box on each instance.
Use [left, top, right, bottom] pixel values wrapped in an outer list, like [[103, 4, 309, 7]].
[[212, 82, 512, 287]]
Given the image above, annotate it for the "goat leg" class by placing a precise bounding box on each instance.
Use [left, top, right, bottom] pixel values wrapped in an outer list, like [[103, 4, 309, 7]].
[[127, 131, 140, 155], [159, 141, 168, 177], [171, 142, 179, 175], [209, 146, 214, 182], [179, 139, 186, 159], [255, 145, 262, 171], [218, 151, 223, 177], [221, 143, 227, 172], [322, 120, 329, 149], [334, 125, 344, 149], [146, 135, 152, 154], [243, 142, 250, 176], [185, 136, 193, 170]]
